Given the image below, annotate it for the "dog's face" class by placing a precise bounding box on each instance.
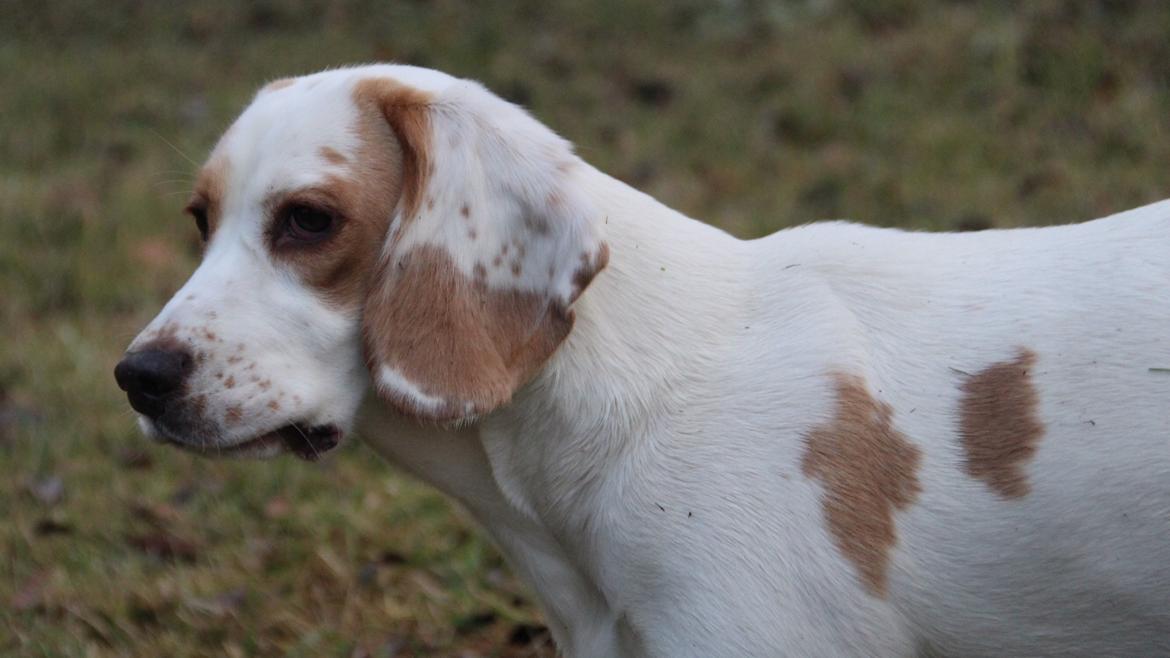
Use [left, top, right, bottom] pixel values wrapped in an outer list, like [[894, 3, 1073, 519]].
[[115, 66, 607, 459]]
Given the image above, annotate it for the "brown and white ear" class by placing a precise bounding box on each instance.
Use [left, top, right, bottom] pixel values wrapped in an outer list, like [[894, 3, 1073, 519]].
[[356, 76, 608, 422]]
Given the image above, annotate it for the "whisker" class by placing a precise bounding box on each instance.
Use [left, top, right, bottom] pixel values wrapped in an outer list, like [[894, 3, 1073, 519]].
[[151, 128, 200, 168]]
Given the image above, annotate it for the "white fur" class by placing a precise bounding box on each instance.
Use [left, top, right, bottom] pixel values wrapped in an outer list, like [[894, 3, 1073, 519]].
[[126, 65, 1170, 656]]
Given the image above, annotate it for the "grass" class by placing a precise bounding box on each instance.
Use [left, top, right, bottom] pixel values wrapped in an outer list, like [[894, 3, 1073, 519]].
[[2, 1, 1169, 655]]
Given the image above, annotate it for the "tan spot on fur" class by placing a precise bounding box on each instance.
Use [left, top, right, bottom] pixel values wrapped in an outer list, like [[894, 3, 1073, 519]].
[[353, 78, 432, 222], [227, 356, 243, 365], [318, 146, 349, 165], [958, 349, 1044, 498], [264, 78, 295, 92], [225, 405, 243, 425], [802, 373, 922, 598], [492, 255, 503, 268], [468, 228, 477, 240], [224, 376, 235, 388], [511, 262, 522, 276], [571, 244, 609, 301], [259, 379, 272, 391], [460, 204, 470, 218], [267, 399, 280, 411], [264, 77, 431, 308], [189, 154, 231, 240], [202, 328, 217, 341], [364, 245, 595, 421], [427, 197, 435, 211], [473, 262, 488, 281]]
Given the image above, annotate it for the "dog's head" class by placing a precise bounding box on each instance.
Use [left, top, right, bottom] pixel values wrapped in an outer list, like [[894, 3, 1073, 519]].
[[115, 65, 607, 459]]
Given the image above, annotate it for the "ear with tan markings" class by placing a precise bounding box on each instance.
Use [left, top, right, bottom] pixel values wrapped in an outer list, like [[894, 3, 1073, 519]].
[[356, 77, 608, 421]]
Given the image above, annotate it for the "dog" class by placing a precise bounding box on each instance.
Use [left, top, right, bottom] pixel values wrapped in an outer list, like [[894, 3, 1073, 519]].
[[115, 64, 1170, 656]]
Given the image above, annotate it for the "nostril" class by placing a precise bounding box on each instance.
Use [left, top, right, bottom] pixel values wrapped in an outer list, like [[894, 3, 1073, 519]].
[[114, 346, 194, 417]]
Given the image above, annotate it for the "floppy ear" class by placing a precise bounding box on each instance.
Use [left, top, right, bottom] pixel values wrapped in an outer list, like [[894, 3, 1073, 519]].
[[356, 77, 608, 422]]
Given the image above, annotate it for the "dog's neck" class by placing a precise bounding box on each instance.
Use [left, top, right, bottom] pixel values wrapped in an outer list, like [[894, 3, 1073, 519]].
[[358, 164, 756, 654], [476, 164, 753, 529]]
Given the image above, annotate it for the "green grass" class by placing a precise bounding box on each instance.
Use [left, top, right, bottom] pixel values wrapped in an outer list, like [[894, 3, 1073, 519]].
[[2, 1, 1169, 655]]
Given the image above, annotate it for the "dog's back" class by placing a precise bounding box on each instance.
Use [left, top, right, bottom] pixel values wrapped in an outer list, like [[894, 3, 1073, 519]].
[[730, 202, 1170, 654]]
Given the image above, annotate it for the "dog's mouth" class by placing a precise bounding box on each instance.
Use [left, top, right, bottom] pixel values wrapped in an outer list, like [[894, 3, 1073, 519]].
[[269, 424, 342, 461], [155, 421, 341, 461]]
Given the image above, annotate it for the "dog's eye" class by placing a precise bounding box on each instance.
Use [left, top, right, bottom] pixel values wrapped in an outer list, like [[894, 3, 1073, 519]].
[[284, 204, 335, 242], [186, 203, 209, 241]]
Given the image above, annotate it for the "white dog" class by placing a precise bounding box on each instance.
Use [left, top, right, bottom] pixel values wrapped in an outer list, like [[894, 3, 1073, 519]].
[[116, 65, 1170, 657]]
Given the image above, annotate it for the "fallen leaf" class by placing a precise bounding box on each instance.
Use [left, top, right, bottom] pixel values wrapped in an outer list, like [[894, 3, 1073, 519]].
[[127, 531, 198, 562]]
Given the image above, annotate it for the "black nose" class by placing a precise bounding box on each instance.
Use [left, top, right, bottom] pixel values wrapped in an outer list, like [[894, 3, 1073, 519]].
[[114, 346, 194, 418]]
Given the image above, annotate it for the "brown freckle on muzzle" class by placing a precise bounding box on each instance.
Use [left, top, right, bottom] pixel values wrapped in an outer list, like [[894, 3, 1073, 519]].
[[801, 373, 922, 598], [958, 348, 1045, 498]]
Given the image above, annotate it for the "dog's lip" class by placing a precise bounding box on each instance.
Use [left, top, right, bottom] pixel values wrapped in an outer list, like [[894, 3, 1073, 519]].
[[272, 424, 341, 461], [153, 420, 342, 461]]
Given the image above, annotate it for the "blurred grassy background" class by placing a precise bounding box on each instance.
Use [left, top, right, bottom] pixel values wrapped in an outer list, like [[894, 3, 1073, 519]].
[[2, 1, 1168, 656]]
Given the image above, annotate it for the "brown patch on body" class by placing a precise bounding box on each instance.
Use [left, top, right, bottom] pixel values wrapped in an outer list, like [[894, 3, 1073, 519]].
[[460, 204, 470, 218], [958, 349, 1044, 499], [223, 376, 235, 389], [225, 405, 243, 425], [363, 245, 589, 421], [318, 146, 349, 165], [802, 373, 922, 598]]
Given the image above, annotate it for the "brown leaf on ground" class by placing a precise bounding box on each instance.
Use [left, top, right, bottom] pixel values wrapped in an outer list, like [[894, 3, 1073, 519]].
[[127, 531, 199, 562]]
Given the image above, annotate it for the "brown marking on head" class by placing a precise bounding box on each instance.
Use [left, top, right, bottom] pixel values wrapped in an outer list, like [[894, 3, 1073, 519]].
[[264, 78, 296, 92], [801, 373, 922, 597], [958, 349, 1044, 498], [318, 146, 349, 166], [352, 77, 431, 221], [363, 245, 584, 420], [188, 154, 231, 240], [263, 77, 434, 309]]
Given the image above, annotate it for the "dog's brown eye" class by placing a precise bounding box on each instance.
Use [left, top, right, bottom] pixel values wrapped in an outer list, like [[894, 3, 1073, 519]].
[[186, 203, 209, 241], [285, 204, 334, 242]]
